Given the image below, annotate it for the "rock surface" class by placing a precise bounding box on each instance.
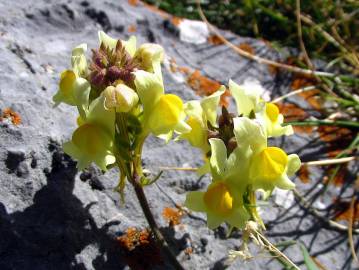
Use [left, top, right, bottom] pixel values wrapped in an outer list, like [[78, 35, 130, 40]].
[[0, 0, 356, 269]]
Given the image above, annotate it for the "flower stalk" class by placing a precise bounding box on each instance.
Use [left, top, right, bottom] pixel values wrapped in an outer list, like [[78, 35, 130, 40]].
[[130, 172, 184, 270], [115, 112, 184, 270]]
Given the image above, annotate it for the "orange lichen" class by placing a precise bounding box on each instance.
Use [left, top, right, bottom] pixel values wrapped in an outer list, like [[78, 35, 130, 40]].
[[207, 35, 224, 46], [162, 207, 184, 226], [168, 57, 191, 75], [318, 126, 352, 143], [187, 70, 229, 107], [237, 43, 255, 55], [171, 17, 182, 26], [117, 227, 162, 269], [142, 3, 171, 19], [291, 75, 322, 110], [298, 165, 310, 184], [317, 126, 354, 159], [184, 247, 193, 256], [312, 257, 329, 270], [178, 66, 190, 75], [128, 0, 138, 6], [276, 103, 312, 133], [322, 165, 350, 187], [267, 64, 279, 76], [1, 108, 21, 125], [127, 24, 137, 33], [332, 166, 349, 187], [334, 199, 359, 223]]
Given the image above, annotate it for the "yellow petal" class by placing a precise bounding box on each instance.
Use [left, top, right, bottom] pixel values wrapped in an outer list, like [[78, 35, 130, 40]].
[[103, 84, 139, 112], [77, 116, 85, 126], [229, 79, 262, 116], [181, 116, 207, 149], [265, 103, 279, 123], [200, 86, 225, 127], [233, 117, 266, 153], [148, 94, 183, 135], [134, 70, 163, 115], [72, 123, 111, 156], [287, 154, 301, 176], [251, 147, 288, 181], [136, 43, 164, 72], [71, 43, 88, 77], [225, 205, 250, 229], [59, 70, 76, 98], [209, 138, 227, 180], [185, 191, 206, 212], [203, 182, 233, 217]]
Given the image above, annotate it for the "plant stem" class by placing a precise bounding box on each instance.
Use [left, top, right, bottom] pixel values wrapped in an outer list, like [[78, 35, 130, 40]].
[[130, 173, 184, 270], [271, 85, 317, 103], [115, 114, 184, 269], [303, 156, 357, 166], [253, 229, 301, 270], [284, 120, 359, 129]]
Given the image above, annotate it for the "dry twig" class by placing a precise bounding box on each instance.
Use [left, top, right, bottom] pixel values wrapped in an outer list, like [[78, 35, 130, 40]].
[[303, 156, 357, 167], [271, 85, 317, 103], [296, 0, 313, 69], [293, 189, 359, 234]]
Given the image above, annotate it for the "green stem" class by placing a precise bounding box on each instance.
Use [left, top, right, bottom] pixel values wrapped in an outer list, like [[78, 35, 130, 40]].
[[284, 120, 359, 129], [133, 131, 149, 176], [115, 115, 183, 269], [130, 172, 184, 270]]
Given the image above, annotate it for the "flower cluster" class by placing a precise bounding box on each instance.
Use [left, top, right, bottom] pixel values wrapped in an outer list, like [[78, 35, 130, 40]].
[[54, 32, 301, 232], [184, 80, 301, 229], [53, 32, 190, 176]]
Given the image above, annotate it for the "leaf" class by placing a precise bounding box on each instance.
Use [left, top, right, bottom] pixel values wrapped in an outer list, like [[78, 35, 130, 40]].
[[300, 243, 319, 270], [140, 171, 163, 186], [140, 176, 151, 186]]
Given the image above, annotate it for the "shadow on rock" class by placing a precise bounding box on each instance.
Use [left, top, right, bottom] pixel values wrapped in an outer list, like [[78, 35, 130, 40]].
[[0, 140, 126, 270]]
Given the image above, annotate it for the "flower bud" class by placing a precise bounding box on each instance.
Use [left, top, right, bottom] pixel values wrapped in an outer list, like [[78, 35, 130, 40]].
[[207, 130, 219, 139], [137, 43, 164, 72], [227, 137, 237, 153], [103, 84, 139, 112], [90, 68, 106, 87]]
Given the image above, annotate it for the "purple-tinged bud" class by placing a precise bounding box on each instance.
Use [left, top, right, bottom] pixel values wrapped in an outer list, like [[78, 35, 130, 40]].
[[107, 66, 122, 82], [227, 137, 237, 153], [90, 69, 106, 87], [207, 130, 219, 139]]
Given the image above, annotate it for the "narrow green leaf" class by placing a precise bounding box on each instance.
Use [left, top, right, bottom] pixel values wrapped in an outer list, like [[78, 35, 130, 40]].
[[300, 243, 319, 270]]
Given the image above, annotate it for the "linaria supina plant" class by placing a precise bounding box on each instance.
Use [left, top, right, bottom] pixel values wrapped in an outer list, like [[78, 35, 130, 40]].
[[54, 31, 188, 269], [182, 79, 301, 267], [54, 32, 301, 269]]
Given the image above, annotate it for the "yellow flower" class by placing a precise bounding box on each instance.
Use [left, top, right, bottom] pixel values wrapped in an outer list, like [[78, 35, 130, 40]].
[[229, 79, 293, 138], [135, 43, 164, 73], [185, 181, 249, 229], [185, 138, 250, 229], [262, 103, 293, 137], [178, 86, 225, 152], [134, 70, 190, 140], [229, 79, 265, 116], [233, 117, 300, 191], [71, 43, 88, 78], [98, 31, 136, 57], [63, 93, 116, 171], [53, 43, 91, 119], [98, 31, 163, 78], [103, 84, 139, 112]]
